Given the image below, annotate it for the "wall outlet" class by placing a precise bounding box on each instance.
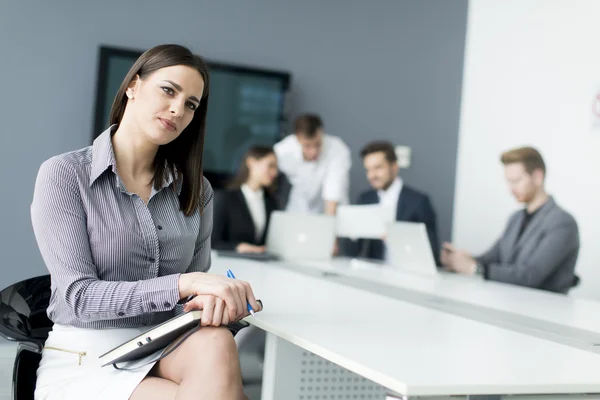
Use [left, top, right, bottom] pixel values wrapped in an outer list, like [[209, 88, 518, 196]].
[[395, 145, 411, 168]]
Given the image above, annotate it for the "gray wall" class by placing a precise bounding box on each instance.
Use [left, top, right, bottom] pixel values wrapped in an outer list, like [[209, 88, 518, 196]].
[[0, 0, 467, 288]]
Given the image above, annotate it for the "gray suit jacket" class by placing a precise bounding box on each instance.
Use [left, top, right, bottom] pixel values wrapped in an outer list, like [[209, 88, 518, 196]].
[[476, 197, 580, 294]]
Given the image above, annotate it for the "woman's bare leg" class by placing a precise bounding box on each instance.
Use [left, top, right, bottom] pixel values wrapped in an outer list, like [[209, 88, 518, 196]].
[[152, 326, 245, 400], [130, 376, 178, 400]]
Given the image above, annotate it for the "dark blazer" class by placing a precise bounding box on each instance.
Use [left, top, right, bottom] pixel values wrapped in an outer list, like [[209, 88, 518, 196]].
[[212, 188, 278, 251], [343, 185, 439, 263], [476, 196, 580, 293]]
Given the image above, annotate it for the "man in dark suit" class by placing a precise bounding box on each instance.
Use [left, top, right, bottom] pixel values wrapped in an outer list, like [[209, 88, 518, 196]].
[[343, 141, 439, 263]]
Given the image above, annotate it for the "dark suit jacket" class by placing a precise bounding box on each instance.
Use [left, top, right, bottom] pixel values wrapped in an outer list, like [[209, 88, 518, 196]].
[[476, 196, 580, 293], [343, 185, 439, 263], [212, 188, 278, 251]]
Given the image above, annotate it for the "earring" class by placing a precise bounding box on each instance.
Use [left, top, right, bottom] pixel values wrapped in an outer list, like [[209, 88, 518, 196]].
[[126, 90, 133, 99]]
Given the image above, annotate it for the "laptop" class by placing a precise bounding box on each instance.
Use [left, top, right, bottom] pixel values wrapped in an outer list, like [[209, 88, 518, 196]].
[[99, 310, 203, 367], [265, 211, 336, 261], [99, 300, 263, 368], [386, 221, 437, 276]]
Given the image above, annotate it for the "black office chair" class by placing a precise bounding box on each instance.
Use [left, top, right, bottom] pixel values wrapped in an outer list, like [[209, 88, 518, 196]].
[[0, 275, 250, 400], [0, 275, 52, 400]]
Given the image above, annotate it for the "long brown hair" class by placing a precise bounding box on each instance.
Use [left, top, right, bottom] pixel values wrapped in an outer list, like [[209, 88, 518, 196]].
[[228, 146, 277, 194], [109, 44, 210, 216]]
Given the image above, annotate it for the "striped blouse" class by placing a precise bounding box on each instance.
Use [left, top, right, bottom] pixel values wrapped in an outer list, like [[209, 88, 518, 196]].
[[30, 126, 213, 329]]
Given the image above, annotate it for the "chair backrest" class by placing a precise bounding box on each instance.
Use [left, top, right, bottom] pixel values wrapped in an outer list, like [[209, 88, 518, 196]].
[[0, 274, 52, 352]]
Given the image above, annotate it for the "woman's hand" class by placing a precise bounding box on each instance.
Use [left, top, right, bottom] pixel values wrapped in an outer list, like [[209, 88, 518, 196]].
[[179, 272, 262, 322], [235, 243, 266, 254], [183, 295, 231, 326]]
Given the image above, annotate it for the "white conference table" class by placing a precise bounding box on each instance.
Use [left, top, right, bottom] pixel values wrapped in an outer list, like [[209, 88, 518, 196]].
[[211, 257, 600, 399], [273, 257, 600, 350]]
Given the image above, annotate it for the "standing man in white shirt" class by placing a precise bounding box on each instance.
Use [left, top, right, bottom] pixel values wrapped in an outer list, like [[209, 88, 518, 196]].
[[274, 114, 351, 216]]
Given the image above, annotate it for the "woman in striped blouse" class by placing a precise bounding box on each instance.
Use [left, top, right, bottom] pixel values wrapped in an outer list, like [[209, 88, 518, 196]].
[[30, 44, 261, 399]]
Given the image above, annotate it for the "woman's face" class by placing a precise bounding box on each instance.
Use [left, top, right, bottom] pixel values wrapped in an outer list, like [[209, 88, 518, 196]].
[[126, 65, 205, 146], [248, 153, 278, 187]]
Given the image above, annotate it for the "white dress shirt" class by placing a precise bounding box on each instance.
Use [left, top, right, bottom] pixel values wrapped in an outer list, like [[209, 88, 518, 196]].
[[241, 184, 267, 242], [377, 177, 403, 263], [274, 134, 351, 214]]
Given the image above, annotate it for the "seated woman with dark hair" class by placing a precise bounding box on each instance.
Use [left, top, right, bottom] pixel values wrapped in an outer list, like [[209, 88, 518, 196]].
[[212, 146, 279, 253]]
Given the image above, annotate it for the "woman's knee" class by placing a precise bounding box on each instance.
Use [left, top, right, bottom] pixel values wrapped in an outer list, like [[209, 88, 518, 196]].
[[186, 326, 239, 360], [154, 327, 241, 384], [181, 327, 240, 377], [201, 326, 236, 347]]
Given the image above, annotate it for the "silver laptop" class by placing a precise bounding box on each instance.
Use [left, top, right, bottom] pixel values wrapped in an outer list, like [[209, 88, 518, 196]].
[[386, 221, 437, 276], [99, 311, 203, 367], [266, 211, 336, 261]]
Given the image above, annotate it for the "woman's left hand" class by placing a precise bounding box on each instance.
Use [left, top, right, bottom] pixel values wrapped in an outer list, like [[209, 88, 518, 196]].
[[183, 294, 260, 326], [183, 294, 232, 326]]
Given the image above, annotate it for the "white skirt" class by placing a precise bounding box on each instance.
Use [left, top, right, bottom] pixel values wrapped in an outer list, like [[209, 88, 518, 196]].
[[35, 324, 163, 400]]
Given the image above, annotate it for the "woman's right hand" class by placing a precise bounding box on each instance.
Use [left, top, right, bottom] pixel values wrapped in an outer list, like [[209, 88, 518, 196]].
[[236, 243, 266, 254], [183, 294, 231, 327], [178, 272, 262, 322]]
